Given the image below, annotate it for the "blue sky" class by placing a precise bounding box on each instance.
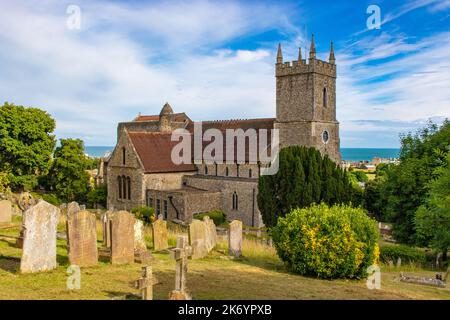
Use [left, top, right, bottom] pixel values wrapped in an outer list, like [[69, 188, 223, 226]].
[[0, 0, 449, 147]]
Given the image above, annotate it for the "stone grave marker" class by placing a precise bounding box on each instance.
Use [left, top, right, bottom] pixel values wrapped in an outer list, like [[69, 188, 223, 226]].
[[169, 235, 192, 300], [20, 200, 59, 273], [135, 265, 154, 300], [111, 211, 135, 264], [67, 201, 81, 217], [0, 200, 12, 224], [67, 210, 98, 267], [134, 219, 147, 252], [228, 220, 243, 257], [152, 216, 168, 251], [203, 216, 217, 252], [18, 192, 36, 212], [101, 211, 115, 247], [189, 219, 208, 259]]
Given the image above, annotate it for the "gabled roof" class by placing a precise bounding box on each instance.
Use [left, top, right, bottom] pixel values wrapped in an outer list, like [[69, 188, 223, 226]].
[[128, 131, 197, 173]]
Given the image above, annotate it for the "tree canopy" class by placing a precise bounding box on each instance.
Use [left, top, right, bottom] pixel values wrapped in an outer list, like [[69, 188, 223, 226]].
[[257, 146, 360, 228], [0, 102, 56, 190]]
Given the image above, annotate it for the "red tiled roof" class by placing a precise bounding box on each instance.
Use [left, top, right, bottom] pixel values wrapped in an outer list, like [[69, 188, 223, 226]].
[[133, 113, 191, 123], [128, 132, 197, 173]]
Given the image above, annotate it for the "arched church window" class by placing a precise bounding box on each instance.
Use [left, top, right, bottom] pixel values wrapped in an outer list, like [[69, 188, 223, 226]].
[[122, 147, 126, 165], [122, 175, 127, 199], [205, 166, 208, 175], [322, 130, 330, 144], [323, 87, 328, 108], [118, 176, 122, 199], [225, 167, 229, 176], [249, 168, 252, 178], [127, 177, 131, 200], [232, 192, 238, 210]]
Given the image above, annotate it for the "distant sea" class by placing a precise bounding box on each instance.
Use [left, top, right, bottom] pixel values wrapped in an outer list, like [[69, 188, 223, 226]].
[[85, 146, 400, 162]]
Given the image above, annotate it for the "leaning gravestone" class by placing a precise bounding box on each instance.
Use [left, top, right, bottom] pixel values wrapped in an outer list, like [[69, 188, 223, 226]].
[[20, 200, 59, 273], [189, 219, 208, 259], [101, 211, 115, 247], [203, 216, 217, 252], [228, 220, 242, 257], [111, 211, 135, 264], [67, 201, 81, 217], [0, 200, 12, 224], [67, 210, 98, 267], [152, 216, 168, 251], [134, 219, 147, 252]]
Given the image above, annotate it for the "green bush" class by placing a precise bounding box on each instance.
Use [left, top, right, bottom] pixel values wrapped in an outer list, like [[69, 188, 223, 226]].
[[132, 206, 155, 224], [193, 210, 227, 226], [41, 193, 61, 206], [380, 244, 427, 265], [271, 203, 379, 279]]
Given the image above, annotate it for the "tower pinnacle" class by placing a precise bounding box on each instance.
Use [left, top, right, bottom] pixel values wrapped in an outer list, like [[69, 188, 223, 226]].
[[276, 43, 283, 64], [309, 34, 316, 59], [329, 41, 336, 65]]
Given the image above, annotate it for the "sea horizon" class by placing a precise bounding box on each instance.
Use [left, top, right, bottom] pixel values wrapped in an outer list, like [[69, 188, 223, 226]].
[[84, 146, 400, 162]]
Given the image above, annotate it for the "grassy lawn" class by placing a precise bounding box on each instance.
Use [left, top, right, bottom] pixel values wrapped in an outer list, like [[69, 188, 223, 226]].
[[0, 217, 449, 300]]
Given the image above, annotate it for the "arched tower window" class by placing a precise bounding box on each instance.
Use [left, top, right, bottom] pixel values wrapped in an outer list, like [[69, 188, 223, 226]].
[[127, 177, 131, 200], [323, 87, 328, 108], [118, 176, 122, 199], [122, 175, 127, 200], [249, 168, 252, 178], [225, 167, 229, 177], [232, 192, 238, 210], [205, 166, 208, 175], [122, 147, 126, 165]]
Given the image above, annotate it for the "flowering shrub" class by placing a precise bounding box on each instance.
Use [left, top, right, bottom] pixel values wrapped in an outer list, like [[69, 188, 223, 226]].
[[271, 203, 379, 279]]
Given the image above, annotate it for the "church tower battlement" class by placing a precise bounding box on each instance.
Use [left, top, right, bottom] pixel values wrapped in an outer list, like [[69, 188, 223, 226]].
[[274, 34, 341, 163]]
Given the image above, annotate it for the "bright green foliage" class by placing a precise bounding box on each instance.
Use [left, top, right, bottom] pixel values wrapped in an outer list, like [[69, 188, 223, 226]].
[[351, 170, 369, 183], [415, 152, 450, 260], [132, 206, 155, 224], [0, 172, 9, 193], [372, 121, 450, 244], [258, 146, 359, 228], [0, 103, 56, 190], [87, 185, 107, 208], [380, 245, 427, 265], [47, 139, 90, 203], [271, 203, 379, 279], [41, 193, 61, 206], [193, 210, 227, 226]]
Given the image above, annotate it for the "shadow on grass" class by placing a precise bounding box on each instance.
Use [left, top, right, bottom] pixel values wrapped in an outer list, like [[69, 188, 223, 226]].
[[0, 255, 20, 273], [104, 291, 140, 300], [0, 237, 20, 249]]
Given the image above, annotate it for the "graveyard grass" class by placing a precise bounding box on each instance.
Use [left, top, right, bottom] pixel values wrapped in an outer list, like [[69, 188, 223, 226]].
[[0, 216, 449, 300]]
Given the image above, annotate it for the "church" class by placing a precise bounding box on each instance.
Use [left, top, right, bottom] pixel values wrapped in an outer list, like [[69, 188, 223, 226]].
[[102, 35, 341, 227]]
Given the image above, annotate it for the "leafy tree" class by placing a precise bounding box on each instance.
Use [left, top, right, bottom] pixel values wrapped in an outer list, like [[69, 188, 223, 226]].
[[351, 170, 369, 183], [47, 139, 90, 203], [0, 102, 56, 190], [87, 185, 107, 208], [377, 120, 450, 244], [415, 153, 450, 261], [258, 146, 359, 228]]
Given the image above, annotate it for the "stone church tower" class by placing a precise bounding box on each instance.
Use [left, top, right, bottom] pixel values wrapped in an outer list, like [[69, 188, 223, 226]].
[[274, 35, 341, 163]]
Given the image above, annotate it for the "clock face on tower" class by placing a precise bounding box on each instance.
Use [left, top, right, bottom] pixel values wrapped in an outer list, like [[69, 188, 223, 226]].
[[322, 130, 329, 144]]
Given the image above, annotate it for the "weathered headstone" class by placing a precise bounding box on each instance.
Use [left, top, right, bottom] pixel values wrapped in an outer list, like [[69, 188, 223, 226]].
[[67, 210, 98, 267], [228, 220, 242, 257], [18, 192, 36, 212], [0, 200, 12, 223], [20, 200, 59, 273], [189, 219, 208, 259], [169, 235, 192, 300], [134, 219, 147, 252], [135, 266, 154, 300], [102, 211, 115, 247], [152, 216, 168, 251], [67, 201, 81, 217], [111, 211, 135, 264], [79, 204, 86, 211], [203, 216, 217, 252]]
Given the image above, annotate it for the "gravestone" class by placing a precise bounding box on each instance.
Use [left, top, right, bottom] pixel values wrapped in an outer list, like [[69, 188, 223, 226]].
[[203, 216, 217, 252], [79, 204, 86, 211], [152, 216, 168, 251], [169, 235, 192, 300], [102, 211, 115, 247], [135, 266, 154, 300], [111, 211, 135, 264], [189, 219, 208, 259], [228, 220, 242, 257], [134, 219, 147, 252], [67, 210, 98, 267], [20, 200, 59, 273], [18, 192, 36, 212], [0, 200, 12, 223], [67, 201, 81, 217]]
